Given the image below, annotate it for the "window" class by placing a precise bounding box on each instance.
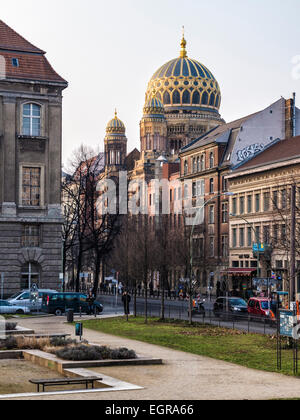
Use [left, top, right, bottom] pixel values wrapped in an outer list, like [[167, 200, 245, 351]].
[[247, 227, 252, 247], [263, 226, 270, 244], [273, 224, 278, 242], [12, 58, 19, 67], [239, 228, 245, 247], [263, 192, 270, 211], [222, 177, 228, 192], [282, 224, 286, 241], [232, 228, 237, 248], [247, 195, 252, 213], [209, 178, 214, 194], [273, 191, 278, 209], [193, 158, 197, 173], [209, 205, 214, 224], [255, 226, 260, 243], [232, 198, 237, 215], [222, 203, 228, 223], [209, 152, 214, 169], [201, 155, 205, 171], [239, 197, 245, 215], [184, 161, 188, 175], [192, 182, 197, 198], [21, 225, 40, 247], [197, 157, 200, 172], [196, 180, 204, 197], [221, 235, 229, 257], [22, 167, 41, 206], [21, 262, 40, 289], [182, 90, 190, 104], [281, 190, 287, 209], [173, 90, 180, 104], [255, 194, 260, 212], [22, 103, 41, 137], [209, 237, 214, 257]]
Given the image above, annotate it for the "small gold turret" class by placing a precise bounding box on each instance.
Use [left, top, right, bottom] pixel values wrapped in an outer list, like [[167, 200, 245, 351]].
[[180, 26, 187, 58]]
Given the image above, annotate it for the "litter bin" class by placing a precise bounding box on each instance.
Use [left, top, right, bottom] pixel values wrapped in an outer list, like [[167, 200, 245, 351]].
[[67, 309, 74, 323]]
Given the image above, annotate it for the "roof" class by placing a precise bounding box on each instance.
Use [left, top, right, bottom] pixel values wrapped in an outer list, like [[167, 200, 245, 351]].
[[181, 112, 259, 154], [0, 20, 43, 53], [0, 20, 67, 85], [231, 135, 300, 174]]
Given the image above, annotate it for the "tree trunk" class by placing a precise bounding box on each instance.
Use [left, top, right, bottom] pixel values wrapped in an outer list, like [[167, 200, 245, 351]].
[[93, 252, 101, 297]]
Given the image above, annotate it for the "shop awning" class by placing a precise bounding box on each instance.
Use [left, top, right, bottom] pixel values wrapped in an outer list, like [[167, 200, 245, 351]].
[[221, 268, 257, 275]]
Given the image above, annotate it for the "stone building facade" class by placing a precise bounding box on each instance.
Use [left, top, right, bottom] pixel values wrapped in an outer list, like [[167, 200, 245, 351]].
[[226, 135, 300, 298], [0, 20, 67, 296]]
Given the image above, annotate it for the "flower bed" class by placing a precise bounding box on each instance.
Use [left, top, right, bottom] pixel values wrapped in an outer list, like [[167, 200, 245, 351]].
[[55, 345, 137, 361]]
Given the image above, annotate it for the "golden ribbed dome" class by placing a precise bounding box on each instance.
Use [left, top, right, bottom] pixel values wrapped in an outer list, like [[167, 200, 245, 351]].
[[106, 110, 126, 134], [146, 35, 221, 111]]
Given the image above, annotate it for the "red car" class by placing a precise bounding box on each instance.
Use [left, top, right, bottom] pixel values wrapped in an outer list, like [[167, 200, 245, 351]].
[[248, 297, 276, 321]]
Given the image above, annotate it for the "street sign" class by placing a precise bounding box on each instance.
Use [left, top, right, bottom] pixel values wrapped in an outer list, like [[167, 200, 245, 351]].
[[30, 284, 39, 308], [75, 323, 83, 340], [279, 309, 300, 339]]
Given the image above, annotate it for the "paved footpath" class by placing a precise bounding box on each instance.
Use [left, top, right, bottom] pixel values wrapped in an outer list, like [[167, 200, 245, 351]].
[[8, 315, 300, 400]]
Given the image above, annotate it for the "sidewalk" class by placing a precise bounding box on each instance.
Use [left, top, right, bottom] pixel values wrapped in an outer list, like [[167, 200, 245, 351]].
[[11, 315, 300, 400]]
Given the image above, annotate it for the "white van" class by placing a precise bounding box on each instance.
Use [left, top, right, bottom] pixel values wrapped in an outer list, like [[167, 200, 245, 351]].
[[7, 289, 58, 311]]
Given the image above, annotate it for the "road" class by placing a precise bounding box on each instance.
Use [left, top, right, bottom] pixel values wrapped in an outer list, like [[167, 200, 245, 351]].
[[98, 294, 277, 335]]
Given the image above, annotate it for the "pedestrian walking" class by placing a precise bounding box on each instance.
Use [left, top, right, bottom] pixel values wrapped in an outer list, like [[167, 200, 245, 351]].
[[87, 289, 95, 314], [122, 291, 131, 315]]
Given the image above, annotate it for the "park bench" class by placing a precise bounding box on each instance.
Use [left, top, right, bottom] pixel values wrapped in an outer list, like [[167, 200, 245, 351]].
[[26, 333, 71, 339], [29, 376, 102, 393]]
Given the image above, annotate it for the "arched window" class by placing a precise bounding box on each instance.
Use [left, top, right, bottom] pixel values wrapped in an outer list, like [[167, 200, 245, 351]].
[[201, 92, 208, 105], [163, 91, 171, 105], [210, 152, 214, 168], [201, 155, 205, 171], [193, 158, 196, 173], [197, 157, 200, 172], [172, 90, 181, 104], [210, 178, 214, 194], [184, 160, 188, 175], [209, 93, 215, 107], [182, 90, 190, 104], [192, 91, 200, 104], [22, 103, 41, 136]]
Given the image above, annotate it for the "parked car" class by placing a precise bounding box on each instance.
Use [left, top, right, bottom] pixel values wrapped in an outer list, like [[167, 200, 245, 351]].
[[213, 297, 248, 318], [41, 292, 104, 316], [248, 298, 277, 321], [7, 289, 58, 311], [0, 300, 31, 315]]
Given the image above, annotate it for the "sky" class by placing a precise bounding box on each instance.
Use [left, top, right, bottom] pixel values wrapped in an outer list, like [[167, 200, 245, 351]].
[[1, 0, 300, 165]]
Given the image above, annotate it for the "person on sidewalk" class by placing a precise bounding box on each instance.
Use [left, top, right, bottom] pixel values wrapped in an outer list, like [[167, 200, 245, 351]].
[[122, 291, 131, 315]]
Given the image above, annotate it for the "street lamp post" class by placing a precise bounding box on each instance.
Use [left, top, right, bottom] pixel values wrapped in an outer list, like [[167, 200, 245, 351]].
[[229, 213, 261, 278], [189, 191, 234, 320]]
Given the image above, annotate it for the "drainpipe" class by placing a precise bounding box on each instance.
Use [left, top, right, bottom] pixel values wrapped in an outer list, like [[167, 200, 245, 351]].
[[293, 92, 296, 137]]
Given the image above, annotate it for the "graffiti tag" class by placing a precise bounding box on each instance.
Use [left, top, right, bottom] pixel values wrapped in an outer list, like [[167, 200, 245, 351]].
[[236, 144, 265, 163]]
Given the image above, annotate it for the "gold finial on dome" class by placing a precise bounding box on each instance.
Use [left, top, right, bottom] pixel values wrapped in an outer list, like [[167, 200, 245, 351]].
[[180, 26, 187, 58], [114, 108, 118, 118]]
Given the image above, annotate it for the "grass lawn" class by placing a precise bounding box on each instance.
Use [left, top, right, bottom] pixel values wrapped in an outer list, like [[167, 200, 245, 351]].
[[82, 317, 299, 377]]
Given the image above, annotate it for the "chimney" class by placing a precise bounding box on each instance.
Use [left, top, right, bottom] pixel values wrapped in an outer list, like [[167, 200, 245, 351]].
[[285, 97, 294, 139]]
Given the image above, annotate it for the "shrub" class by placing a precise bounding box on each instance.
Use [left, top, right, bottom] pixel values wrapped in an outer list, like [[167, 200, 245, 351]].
[[50, 337, 77, 347], [56, 345, 103, 361], [0, 336, 17, 350], [111, 348, 137, 360], [55, 345, 137, 361], [5, 322, 17, 331]]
